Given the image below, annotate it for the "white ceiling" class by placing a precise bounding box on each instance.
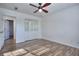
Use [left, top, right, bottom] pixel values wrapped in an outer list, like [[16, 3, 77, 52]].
[[0, 3, 78, 17]]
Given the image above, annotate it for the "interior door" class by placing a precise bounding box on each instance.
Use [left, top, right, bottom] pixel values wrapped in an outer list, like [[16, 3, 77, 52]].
[[0, 15, 4, 49], [4, 20, 9, 39]]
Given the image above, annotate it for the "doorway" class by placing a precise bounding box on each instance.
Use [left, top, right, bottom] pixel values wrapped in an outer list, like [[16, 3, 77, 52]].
[[8, 20, 14, 39], [4, 20, 14, 40], [1, 20, 16, 52]]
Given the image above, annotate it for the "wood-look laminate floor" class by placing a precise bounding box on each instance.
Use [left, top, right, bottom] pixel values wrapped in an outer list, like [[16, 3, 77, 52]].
[[0, 39, 79, 56]]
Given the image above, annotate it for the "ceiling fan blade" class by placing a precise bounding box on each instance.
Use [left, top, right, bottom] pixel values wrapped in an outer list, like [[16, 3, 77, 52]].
[[34, 9, 39, 13], [42, 3, 51, 8], [42, 9, 48, 13], [29, 4, 38, 8]]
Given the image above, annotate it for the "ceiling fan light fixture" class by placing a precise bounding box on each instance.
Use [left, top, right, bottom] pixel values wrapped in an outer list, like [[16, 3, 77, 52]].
[[39, 9, 42, 12], [29, 3, 51, 13]]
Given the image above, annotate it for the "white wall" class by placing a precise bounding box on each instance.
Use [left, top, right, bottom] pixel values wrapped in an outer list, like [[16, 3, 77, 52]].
[[42, 5, 79, 48], [0, 8, 42, 49]]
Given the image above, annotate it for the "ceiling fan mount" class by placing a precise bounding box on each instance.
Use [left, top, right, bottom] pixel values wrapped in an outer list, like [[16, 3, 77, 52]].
[[29, 3, 51, 13]]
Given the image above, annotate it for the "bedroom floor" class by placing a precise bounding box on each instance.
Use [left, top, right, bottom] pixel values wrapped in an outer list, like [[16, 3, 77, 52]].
[[0, 39, 79, 56]]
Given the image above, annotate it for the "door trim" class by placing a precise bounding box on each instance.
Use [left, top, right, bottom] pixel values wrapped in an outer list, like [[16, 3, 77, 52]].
[[3, 16, 16, 42]]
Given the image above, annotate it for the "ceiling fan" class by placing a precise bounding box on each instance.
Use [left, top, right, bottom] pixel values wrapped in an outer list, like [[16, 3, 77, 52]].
[[29, 3, 51, 13]]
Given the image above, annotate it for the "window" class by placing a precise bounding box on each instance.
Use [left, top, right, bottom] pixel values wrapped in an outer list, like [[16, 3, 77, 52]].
[[24, 19, 39, 32]]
